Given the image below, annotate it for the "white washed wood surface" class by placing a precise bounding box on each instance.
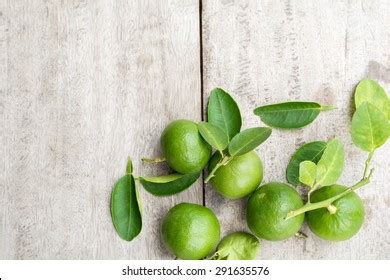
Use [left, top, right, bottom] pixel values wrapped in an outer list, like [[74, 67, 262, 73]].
[[0, 0, 202, 259], [1, 0, 389, 259], [202, 0, 390, 259]]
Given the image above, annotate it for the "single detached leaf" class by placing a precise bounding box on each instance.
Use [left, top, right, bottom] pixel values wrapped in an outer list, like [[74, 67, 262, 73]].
[[111, 175, 142, 241], [286, 141, 327, 185], [299, 161, 317, 187], [139, 172, 200, 196], [355, 79, 390, 119], [197, 122, 229, 152], [208, 88, 242, 140], [316, 138, 345, 186], [213, 232, 260, 260], [254, 101, 332, 129], [228, 127, 272, 157], [352, 102, 390, 152]]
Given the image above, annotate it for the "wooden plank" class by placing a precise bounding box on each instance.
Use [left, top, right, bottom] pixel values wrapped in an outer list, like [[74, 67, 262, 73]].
[[202, 0, 390, 259], [0, 0, 201, 259]]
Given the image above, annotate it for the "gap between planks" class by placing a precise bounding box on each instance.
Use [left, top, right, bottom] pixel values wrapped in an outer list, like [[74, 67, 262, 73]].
[[198, 0, 206, 207]]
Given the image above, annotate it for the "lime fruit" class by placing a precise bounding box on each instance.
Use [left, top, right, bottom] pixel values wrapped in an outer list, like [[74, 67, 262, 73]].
[[161, 202, 220, 260], [306, 185, 365, 241], [208, 151, 263, 199], [246, 182, 304, 241], [161, 119, 211, 174]]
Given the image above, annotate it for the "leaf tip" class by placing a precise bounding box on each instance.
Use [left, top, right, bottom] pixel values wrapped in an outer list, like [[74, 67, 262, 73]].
[[321, 105, 337, 111], [126, 157, 133, 174]]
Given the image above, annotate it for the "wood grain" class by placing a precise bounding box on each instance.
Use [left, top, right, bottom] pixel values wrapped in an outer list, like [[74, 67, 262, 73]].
[[202, 0, 390, 259], [1, 0, 390, 260], [0, 0, 202, 259]]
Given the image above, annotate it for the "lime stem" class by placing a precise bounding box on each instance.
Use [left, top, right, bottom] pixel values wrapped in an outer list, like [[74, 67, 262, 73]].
[[285, 173, 372, 220], [320, 105, 337, 111], [307, 183, 319, 203], [363, 151, 374, 178], [327, 204, 337, 214], [141, 157, 166, 164], [204, 156, 230, 183], [295, 231, 308, 239], [205, 252, 219, 260]]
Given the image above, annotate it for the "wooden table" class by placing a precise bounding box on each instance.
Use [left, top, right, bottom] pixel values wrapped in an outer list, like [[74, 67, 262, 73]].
[[1, 0, 389, 259]]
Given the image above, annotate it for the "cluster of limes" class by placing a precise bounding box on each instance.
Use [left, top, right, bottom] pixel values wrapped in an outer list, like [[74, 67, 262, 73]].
[[111, 80, 390, 260], [159, 122, 341, 258]]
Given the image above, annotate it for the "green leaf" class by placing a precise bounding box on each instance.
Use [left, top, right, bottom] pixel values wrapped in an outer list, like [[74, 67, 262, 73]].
[[254, 101, 333, 129], [355, 79, 390, 119], [316, 138, 345, 186], [299, 161, 317, 187], [352, 102, 390, 152], [111, 175, 142, 241], [212, 232, 260, 260], [208, 88, 242, 140], [228, 127, 272, 157], [286, 141, 327, 185], [197, 122, 229, 152], [139, 172, 200, 196]]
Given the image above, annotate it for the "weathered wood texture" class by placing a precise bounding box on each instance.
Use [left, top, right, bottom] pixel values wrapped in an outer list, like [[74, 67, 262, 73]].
[[202, 0, 390, 259], [1, 0, 202, 259], [1, 0, 389, 259]]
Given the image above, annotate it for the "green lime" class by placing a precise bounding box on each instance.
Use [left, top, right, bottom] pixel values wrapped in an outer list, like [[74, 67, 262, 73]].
[[246, 182, 304, 241], [306, 185, 365, 241], [208, 151, 263, 199], [161, 202, 220, 260], [161, 119, 211, 174]]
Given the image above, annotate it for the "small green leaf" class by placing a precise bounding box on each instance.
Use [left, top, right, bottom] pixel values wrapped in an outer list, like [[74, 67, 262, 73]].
[[286, 141, 327, 185], [316, 138, 345, 186], [140, 172, 200, 196], [254, 101, 333, 129], [197, 122, 229, 152], [355, 79, 390, 119], [299, 161, 317, 187], [213, 232, 260, 260], [352, 102, 390, 152], [111, 174, 142, 241], [228, 127, 272, 157], [208, 88, 242, 140]]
